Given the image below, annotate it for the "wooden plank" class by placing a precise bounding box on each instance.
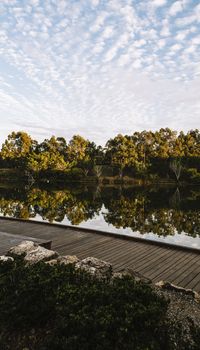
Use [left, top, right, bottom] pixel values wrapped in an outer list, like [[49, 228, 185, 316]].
[[153, 251, 195, 281], [192, 277, 200, 292], [146, 251, 193, 281], [111, 245, 166, 271], [134, 248, 177, 275], [167, 254, 200, 286], [86, 240, 149, 262], [176, 258, 200, 289]]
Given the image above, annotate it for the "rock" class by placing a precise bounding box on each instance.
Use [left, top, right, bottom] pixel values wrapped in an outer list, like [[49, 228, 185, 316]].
[[112, 268, 151, 284], [58, 255, 79, 265], [7, 240, 58, 265], [46, 255, 79, 266], [45, 259, 58, 266], [24, 246, 58, 265], [155, 280, 200, 303], [0, 256, 14, 263], [7, 240, 37, 257], [75, 257, 112, 280]]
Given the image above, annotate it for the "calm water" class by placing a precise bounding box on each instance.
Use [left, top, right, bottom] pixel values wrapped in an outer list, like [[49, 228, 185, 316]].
[[0, 184, 200, 249]]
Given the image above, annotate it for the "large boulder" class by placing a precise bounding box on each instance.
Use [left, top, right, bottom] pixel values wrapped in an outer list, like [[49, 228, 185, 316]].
[[8, 240, 36, 257], [24, 246, 58, 265], [75, 257, 112, 280], [7, 240, 58, 265]]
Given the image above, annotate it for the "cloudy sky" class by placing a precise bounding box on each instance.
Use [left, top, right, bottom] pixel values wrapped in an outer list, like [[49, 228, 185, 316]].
[[0, 0, 200, 145]]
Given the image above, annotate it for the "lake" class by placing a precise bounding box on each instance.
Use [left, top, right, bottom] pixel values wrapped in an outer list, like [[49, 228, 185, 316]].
[[0, 184, 200, 250]]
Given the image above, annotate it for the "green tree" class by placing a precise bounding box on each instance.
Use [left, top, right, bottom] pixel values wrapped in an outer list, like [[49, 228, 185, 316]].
[[184, 129, 200, 156], [27, 151, 68, 172], [66, 135, 90, 166], [105, 134, 140, 177], [0, 131, 36, 166], [36, 136, 67, 155]]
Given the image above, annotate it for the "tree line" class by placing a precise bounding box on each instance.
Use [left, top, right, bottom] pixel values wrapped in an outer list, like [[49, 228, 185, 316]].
[[0, 128, 200, 182]]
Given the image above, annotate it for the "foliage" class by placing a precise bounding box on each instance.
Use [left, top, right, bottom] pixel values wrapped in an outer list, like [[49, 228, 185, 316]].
[[0, 132, 36, 167], [0, 258, 168, 350], [27, 151, 68, 172], [0, 128, 200, 181], [106, 134, 142, 176], [66, 135, 91, 166]]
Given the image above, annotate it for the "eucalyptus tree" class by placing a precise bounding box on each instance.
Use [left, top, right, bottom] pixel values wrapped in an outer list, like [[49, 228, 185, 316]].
[[105, 134, 140, 177], [183, 129, 200, 156], [66, 135, 90, 166], [0, 131, 37, 166], [28, 136, 68, 172]]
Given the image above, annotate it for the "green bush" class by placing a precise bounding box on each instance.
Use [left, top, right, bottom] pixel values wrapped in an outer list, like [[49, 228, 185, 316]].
[[0, 258, 168, 350]]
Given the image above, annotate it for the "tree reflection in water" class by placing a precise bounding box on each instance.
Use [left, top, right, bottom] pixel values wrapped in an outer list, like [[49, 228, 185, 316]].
[[0, 185, 199, 238]]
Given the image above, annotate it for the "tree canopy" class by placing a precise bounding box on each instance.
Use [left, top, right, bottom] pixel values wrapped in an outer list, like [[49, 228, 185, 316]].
[[0, 128, 200, 181]]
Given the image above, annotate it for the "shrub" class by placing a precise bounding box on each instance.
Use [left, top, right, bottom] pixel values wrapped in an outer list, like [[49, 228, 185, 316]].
[[0, 258, 168, 350]]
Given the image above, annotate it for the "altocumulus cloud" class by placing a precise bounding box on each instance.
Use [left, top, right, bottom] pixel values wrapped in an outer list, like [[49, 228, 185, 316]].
[[0, 0, 199, 145]]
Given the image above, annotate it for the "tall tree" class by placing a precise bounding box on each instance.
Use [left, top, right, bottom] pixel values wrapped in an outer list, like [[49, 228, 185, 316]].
[[35, 136, 67, 155], [66, 135, 90, 166], [0, 131, 36, 166], [105, 134, 140, 177]]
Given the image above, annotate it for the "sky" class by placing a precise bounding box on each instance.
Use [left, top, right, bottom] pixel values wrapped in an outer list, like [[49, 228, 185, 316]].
[[0, 0, 200, 146]]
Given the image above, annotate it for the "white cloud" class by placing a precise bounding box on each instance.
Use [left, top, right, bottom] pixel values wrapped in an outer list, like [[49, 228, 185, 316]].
[[152, 0, 167, 8], [160, 25, 170, 37], [176, 14, 197, 26], [101, 26, 114, 39], [134, 39, 146, 47], [169, 1, 183, 16], [90, 12, 108, 32], [90, 0, 99, 7], [0, 0, 199, 146]]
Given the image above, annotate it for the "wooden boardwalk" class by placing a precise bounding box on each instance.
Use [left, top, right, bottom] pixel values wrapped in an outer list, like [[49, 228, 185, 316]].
[[0, 217, 200, 292]]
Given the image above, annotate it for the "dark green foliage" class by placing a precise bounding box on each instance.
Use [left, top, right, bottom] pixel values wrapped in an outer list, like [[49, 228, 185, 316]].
[[0, 258, 168, 350]]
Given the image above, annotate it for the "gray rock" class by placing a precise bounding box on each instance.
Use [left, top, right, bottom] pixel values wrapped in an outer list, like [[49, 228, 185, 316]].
[[75, 257, 112, 280], [0, 256, 14, 263], [58, 255, 79, 265], [24, 245, 58, 265], [46, 255, 79, 266], [7, 240, 37, 257], [7, 240, 58, 265]]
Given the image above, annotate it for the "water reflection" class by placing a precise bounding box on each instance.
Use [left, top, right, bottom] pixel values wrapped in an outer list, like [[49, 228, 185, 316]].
[[0, 185, 200, 240]]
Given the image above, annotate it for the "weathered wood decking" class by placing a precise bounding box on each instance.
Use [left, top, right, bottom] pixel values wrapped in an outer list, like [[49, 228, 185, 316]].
[[0, 217, 200, 292], [0, 231, 51, 252]]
